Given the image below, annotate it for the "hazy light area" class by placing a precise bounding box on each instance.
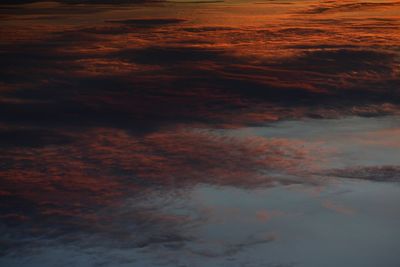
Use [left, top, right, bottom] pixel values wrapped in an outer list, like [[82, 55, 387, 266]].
[[0, 1, 399, 266]]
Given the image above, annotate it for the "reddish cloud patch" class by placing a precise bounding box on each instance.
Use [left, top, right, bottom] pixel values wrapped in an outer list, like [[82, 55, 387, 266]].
[[0, 128, 317, 252], [256, 210, 285, 222]]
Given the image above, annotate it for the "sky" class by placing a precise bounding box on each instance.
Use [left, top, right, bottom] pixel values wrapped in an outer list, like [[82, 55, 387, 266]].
[[0, 1, 400, 266]]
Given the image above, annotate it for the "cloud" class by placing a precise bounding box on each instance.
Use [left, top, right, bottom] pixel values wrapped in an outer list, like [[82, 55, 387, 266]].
[[0, 128, 316, 255], [256, 210, 284, 222], [106, 18, 187, 27], [1, 38, 399, 134], [279, 49, 395, 74], [1, 1, 399, 263], [0, 128, 72, 148], [0, 0, 161, 4], [1, 1, 399, 135], [322, 200, 355, 215], [182, 26, 235, 32], [189, 233, 276, 258], [302, 1, 400, 14], [325, 165, 400, 182], [112, 45, 229, 65]]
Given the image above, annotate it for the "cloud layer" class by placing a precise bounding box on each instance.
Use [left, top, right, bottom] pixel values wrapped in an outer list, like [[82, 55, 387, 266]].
[[1, 0, 400, 263]]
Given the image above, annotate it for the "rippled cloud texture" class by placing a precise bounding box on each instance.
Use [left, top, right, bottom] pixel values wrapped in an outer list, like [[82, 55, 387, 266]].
[[1, 0, 400, 266]]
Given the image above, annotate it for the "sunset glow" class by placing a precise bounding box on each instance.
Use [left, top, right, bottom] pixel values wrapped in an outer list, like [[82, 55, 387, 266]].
[[1, 1, 400, 266]]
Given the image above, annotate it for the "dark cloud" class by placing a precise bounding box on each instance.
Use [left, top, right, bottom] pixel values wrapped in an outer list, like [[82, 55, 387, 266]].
[[286, 44, 359, 50], [276, 27, 329, 36], [167, 0, 224, 3], [0, 128, 72, 148], [189, 233, 276, 258], [303, 1, 400, 14], [281, 49, 395, 74], [1, 37, 399, 136], [182, 26, 235, 32], [106, 18, 187, 27], [325, 165, 400, 182], [0, 0, 161, 4], [113, 46, 227, 65]]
